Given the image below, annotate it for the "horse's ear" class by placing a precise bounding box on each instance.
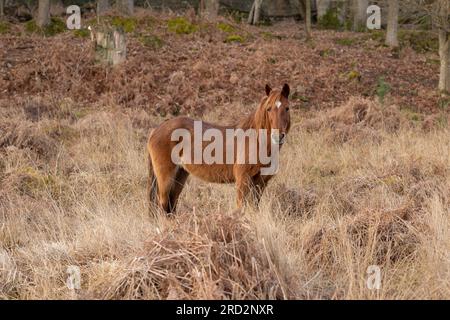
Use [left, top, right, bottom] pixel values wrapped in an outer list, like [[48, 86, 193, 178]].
[[281, 83, 290, 99], [265, 84, 272, 96]]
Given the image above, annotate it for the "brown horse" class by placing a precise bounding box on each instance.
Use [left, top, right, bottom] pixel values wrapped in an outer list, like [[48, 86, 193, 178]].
[[146, 84, 291, 214]]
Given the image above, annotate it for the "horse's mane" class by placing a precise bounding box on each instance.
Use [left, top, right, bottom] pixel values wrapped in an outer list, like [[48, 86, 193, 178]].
[[235, 91, 281, 130]]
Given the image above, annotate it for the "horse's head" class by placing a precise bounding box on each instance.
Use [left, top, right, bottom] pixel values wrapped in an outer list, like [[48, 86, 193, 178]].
[[262, 83, 291, 145]]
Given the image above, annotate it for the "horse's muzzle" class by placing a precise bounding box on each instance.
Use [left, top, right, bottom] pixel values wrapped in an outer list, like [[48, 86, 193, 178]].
[[271, 132, 286, 145]]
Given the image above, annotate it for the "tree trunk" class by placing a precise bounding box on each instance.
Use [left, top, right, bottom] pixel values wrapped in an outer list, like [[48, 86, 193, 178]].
[[201, 0, 219, 19], [0, 0, 5, 17], [385, 0, 399, 47], [439, 30, 450, 92], [305, 0, 312, 39], [248, 0, 262, 25], [254, 0, 262, 24], [50, 0, 65, 16], [247, 1, 255, 24], [339, 0, 349, 25], [117, 0, 134, 16], [316, 0, 331, 19], [352, 0, 368, 31], [438, 0, 450, 92], [37, 0, 51, 28], [97, 0, 110, 15]]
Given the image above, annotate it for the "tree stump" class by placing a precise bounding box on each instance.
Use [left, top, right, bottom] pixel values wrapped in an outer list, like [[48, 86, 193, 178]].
[[91, 27, 127, 66]]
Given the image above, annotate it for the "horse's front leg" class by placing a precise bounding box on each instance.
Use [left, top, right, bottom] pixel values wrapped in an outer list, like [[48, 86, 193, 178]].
[[251, 173, 272, 206], [235, 173, 253, 209]]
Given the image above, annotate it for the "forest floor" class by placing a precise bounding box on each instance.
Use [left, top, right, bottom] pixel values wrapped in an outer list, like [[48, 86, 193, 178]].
[[0, 10, 449, 299]]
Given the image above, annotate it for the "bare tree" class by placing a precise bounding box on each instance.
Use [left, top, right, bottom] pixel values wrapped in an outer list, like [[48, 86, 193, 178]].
[[386, 0, 399, 47], [0, 0, 5, 18], [97, 0, 110, 15], [305, 0, 312, 39], [352, 0, 368, 31], [37, 0, 51, 28], [248, 0, 262, 25], [408, 0, 449, 92]]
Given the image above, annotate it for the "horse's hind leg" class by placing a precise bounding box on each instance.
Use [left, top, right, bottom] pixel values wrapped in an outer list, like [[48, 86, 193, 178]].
[[156, 166, 188, 215], [156, 174, 174, 214], [168, 167, 189, 213], [149, 156, 177, 215], [147, 153, 158, 213]]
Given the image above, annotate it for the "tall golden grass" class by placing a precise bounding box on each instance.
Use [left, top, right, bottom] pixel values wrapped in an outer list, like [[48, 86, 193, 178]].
[[0, 96, 449, 299]]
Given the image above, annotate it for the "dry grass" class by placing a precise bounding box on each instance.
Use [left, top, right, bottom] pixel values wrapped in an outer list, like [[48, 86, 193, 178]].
[[0, 94, 449, 300], [0, 11, 449, 299]]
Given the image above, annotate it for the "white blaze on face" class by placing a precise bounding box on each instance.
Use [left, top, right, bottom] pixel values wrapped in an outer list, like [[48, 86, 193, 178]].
[[275, 101, 282, 109]]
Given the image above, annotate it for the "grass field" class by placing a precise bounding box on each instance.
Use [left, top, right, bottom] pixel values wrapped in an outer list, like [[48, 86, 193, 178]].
[[0, 11, 449, 299]]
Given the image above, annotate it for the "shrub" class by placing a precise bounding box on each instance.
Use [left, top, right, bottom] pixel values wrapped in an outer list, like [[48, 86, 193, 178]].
[[318, 8, 341, 30]]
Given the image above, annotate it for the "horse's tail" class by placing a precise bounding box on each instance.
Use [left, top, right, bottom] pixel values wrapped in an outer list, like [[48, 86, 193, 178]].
[[147, 131, 158, 212]]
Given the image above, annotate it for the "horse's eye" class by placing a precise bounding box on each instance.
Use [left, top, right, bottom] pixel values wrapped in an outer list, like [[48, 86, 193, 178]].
[[267, 107, 271, 112], [286, 107, 289, 111]]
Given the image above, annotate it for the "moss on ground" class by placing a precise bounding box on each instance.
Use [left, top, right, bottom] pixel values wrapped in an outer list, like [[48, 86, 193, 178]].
[[225, 34, 244, 43], [217, 22, 235, 33], [16, 166, 63, 197], [335, 37, 356, 46], [0, 21, 10, 34], [167, 17, 198, 35], [73, 28, 90, 38], [139, 34, 164, 49], [111, 16, 137, 33], [25, 18, 66, 36], [401, 107, 423, 122], [366, 30, 438, 53], [398, 30, 438, 53]]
